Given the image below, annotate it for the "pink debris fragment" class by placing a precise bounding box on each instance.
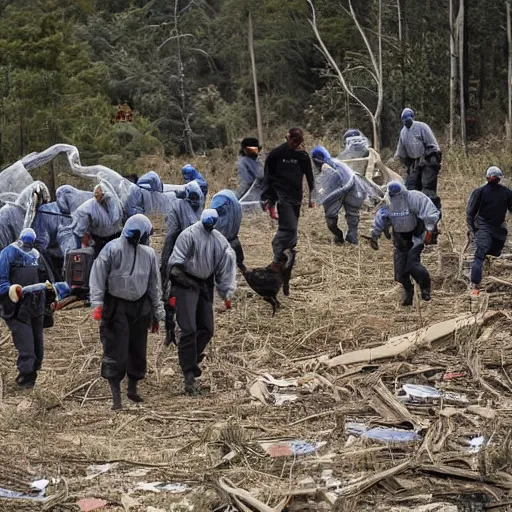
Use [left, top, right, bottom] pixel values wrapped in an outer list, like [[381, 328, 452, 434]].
[[76, 497, 108, 512]]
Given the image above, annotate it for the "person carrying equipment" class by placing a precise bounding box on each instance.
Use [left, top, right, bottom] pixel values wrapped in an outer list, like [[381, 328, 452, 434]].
[[0, 228, 58, 388], [466, 167, 512, 295], [167, 209, 236, 395], [89, 214, 165, 410], [34, 185, 92, 281], [370, 181, 440, 306], [312, 145, 373, 245]]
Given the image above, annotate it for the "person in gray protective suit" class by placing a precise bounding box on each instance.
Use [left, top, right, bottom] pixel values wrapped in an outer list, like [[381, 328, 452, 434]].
[[89, 214, 165, 410], [161, 181, 204, 346], [33, 185, 92, 280], [369, 181, 440, 306], [0, 228, 57, 389], [69, 183, 124, 257], [312, 145, 376, 245], [167, 209, 236, 395]]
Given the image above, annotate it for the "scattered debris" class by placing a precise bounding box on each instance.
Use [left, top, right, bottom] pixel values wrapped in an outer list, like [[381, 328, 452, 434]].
[[0, 479, 49, 500], [249, 372, 337, 405], [443, 371, 466, 380], [85, 463, 118, 480], [76, 497, 108, 512], [258, 439, 327, 457], [325, 312, 498, 367], [134, 482, 189, 493]]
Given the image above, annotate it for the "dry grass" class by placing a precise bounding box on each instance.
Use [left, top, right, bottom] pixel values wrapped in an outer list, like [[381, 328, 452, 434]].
[[1, 142, 512, 511]]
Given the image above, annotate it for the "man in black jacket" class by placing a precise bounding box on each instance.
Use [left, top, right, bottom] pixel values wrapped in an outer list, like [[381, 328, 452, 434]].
[[467, 166, 512, 295], [261, 128, 315, 295]]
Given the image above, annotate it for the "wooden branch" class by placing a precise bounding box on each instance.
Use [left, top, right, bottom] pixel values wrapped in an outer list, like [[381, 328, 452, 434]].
[[325, 311, 497, 368], [306, 0, 377, 142], [338, 459, 413, 497], [218, 477, 288, 512]]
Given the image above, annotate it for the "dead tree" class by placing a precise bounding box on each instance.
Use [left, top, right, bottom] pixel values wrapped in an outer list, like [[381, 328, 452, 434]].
[[306, 0, 383, 151], [248, 12, 263, 147], [456, 0, 466, 150], [507, 0, 512, 141], [449, 0, 457, 146]]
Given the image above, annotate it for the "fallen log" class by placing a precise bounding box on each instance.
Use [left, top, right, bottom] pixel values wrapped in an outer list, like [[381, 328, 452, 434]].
[[325, 312, 498, 368]]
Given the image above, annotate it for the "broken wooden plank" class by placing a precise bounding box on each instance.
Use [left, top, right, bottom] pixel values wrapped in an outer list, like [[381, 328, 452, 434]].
[[417, 464, 512, 489], [362, 379, 424, 429], [325, 312, 498, 368], [338, 459, 414, 497]]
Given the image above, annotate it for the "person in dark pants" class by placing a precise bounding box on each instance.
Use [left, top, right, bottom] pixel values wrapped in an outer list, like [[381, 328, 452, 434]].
[[167, 209, 236, 395], [0, 228, 56, 388], [466, 166, 512, 295], [370, 182, 440, 306], [89, 214, 164, 410], [395, 108, 442, 242], [261, 128, 315, 295], [161, 181, 204, 346]]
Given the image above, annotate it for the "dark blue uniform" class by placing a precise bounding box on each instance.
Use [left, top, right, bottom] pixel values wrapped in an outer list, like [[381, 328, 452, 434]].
[[0, 238, 46, 387]]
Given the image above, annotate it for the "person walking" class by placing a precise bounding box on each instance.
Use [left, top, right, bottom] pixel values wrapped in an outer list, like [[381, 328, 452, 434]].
[[395, 108, 442, 242], [0, 228, 55, 388], [467, 166, 512, 295], [261, 127, 315, 295], [167, 209, 236, 395], [370, 181, 440, 306], [89, 214, 165, 410]]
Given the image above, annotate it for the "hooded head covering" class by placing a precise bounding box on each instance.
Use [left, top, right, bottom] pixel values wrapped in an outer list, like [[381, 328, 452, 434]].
[[201, 208, 218, 232], [401, 108, 414, 128], [185, 180, 204, 211], [343, 129, 361, 140], [122, 214, 153, 245], [387, 181, 403, 197], [311, 145, 332, 166], [401, 108, 414, 121], [182, 165, 200, 182], [210, 189, 242, 241], [19, 227, 36, 250], [137, 170, 163, 193], [182, 165, 208, 197]]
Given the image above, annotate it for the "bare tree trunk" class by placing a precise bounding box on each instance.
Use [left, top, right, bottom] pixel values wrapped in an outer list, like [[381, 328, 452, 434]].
[[449, 0, 456, 146], [248, 12, 263, 147], [457, 0, 466, 150], [174, 0, 195, 156], [397, 0, 406, 107], [376, 0, 383, 149], [306, 0, 377, 146], [347, 0, 383, 151], [507, 0, 512, 140]]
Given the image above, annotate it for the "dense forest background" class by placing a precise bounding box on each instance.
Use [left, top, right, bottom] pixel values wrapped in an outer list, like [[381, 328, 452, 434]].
[[0, 0, 507, 172]]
